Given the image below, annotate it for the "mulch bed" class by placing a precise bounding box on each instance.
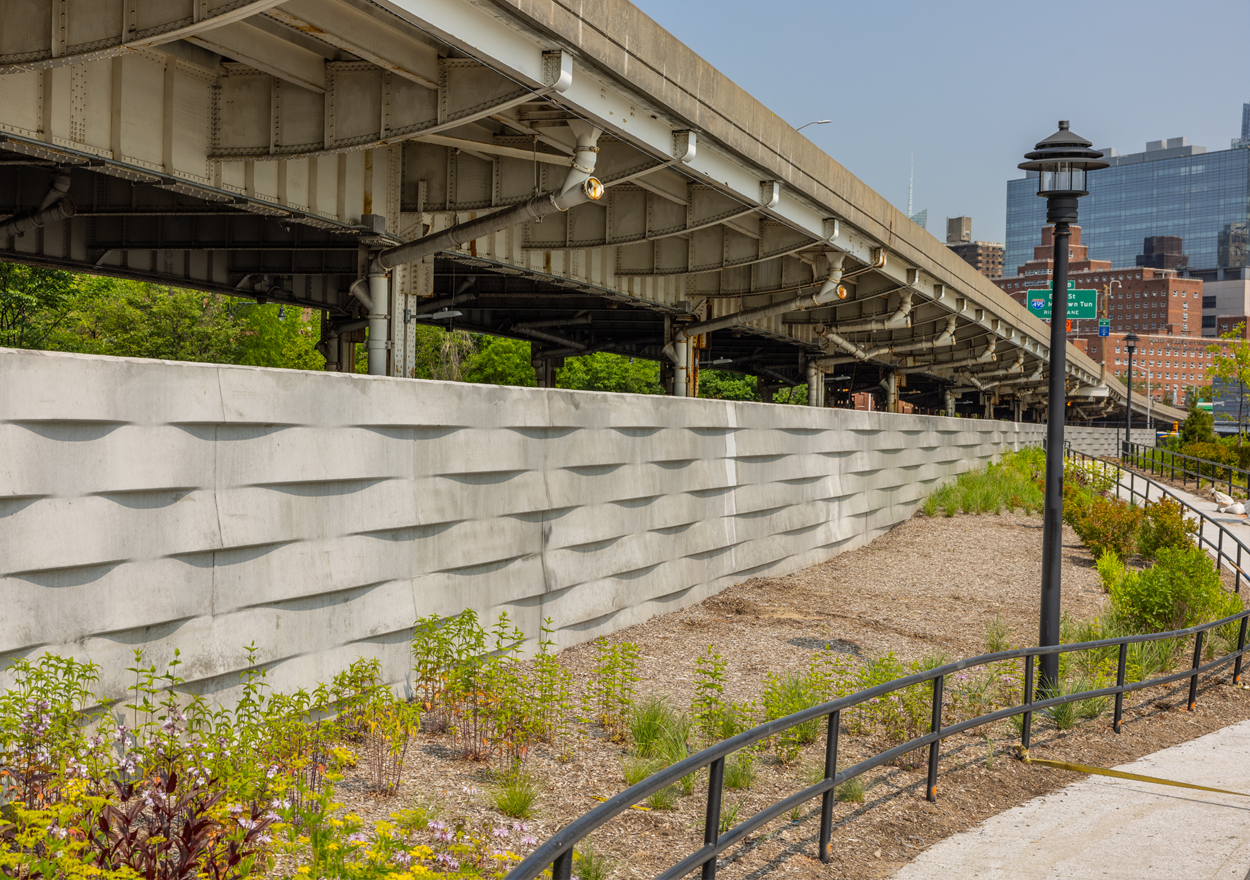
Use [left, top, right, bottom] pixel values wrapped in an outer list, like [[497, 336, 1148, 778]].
[[334, 512, 1250, 880]]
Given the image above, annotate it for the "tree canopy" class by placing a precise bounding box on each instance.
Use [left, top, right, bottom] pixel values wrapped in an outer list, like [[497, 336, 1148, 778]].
[[1, 263, 812, 403]]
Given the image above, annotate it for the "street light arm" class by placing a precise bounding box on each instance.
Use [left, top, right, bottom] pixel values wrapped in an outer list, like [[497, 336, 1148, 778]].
[[796, 119, 831, 132]]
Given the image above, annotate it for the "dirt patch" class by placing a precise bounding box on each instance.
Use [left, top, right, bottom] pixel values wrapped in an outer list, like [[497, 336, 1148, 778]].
[[333, 512, 1250, 880]]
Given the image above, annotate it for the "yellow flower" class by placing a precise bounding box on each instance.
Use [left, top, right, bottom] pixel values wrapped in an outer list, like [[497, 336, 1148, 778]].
[[296, 868, 311, 876]]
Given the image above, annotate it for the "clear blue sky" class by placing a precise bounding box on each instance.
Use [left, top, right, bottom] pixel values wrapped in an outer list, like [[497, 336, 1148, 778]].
[[631, 0, 1250, 244]]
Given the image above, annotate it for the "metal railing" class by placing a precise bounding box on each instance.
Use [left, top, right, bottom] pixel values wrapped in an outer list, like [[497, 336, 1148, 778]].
[[507, 459, 1250, 880], [1123, 441, 1250, 502], [1069, 446, 1250, 593]]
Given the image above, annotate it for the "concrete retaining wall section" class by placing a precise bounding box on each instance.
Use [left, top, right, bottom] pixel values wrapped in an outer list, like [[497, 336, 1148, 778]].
[[1066, 426, 1155, 458], [0, 349, 1045, 702]]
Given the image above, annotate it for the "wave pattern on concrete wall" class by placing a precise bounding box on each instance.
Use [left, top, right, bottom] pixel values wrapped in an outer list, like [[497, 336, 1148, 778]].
[[0, 348, 1045, 702]]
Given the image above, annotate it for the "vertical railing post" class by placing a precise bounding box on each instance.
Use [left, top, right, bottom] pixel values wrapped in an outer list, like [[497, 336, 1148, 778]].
[[1237, 542, 1243, 594], [818, 710, 840, 864], [702, 757, 725, 880], [1022, 654, 1034, 751], [1113, 641, 1128, 734], [926, 675, 944, 803], [1219, 528, 1225, 576], [1235, 616, 1248, 685], [1199, 517, 1205, 553], [553, 850, 573, 880], [1188, 631, 1205, 712]]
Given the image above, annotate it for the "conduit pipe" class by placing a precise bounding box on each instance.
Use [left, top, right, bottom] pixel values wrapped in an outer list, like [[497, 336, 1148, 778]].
[[374, 123, 603, 270], [0, 169, 74, 238], [662, 255, 847, 364], [513, 314, 591, 331], [516, 327, 587, 350], [350, 265, 390, 376], [805, 362, 820, 406]]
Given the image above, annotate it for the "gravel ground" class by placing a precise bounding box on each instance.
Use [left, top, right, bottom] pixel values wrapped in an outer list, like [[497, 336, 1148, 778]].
[[332, 511, 1250, 880]]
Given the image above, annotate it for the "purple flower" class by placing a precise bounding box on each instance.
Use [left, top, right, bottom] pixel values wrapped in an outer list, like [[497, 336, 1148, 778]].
[[522, 835, 538, 846], [492, 826, 509, 838]]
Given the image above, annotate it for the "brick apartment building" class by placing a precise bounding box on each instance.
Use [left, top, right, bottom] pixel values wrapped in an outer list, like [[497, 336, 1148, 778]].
[[946, 216, 1004, 279], [996, 225, 1228, 406]]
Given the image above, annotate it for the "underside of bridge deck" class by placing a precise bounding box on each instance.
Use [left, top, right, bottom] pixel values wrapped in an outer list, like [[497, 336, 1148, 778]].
[[0, 0, 1178, 424]]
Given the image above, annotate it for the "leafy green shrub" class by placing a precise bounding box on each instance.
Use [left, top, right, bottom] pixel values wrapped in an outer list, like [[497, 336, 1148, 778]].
[[761, 671, 823, 761], [1138, 498, 1197, 560], [1111, 546, 1234, 633], [847, 654, 932, 766], [589, 639, 640, 740], [692, 645, 755, 742], [1073, 495, 1142, 560], [1095, 549, 1127, 594]]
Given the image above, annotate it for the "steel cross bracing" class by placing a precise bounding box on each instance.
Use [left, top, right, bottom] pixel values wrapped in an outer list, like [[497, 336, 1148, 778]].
[[0, 0, 1182, 420]]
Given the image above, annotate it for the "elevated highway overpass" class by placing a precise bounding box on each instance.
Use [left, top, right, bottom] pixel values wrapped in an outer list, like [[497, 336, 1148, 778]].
[[0, 0, 1181, 425]]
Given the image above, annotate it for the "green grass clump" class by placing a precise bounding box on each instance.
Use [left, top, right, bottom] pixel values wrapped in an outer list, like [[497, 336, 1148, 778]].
[[574, 844, 613, 880], [493, 768, 540, 818], [645, 786, 678, 810], [622, 755, 663, 786], [836, 776, 865, 803], [923, 448, 1044, 517], [724, 753, 756, 790], [629, 695, 679, 758]]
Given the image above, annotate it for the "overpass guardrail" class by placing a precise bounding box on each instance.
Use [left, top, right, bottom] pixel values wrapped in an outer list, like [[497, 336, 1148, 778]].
[[507, 451, 1249, 880]]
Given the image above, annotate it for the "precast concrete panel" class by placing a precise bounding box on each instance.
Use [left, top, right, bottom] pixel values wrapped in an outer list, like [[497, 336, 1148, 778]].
[[0, 348, 1045, 703]]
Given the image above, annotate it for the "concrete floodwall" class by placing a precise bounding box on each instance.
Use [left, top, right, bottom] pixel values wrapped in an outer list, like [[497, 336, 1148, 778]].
[[1066, 426, 1155, 458], [1, 348, 1045, 702]]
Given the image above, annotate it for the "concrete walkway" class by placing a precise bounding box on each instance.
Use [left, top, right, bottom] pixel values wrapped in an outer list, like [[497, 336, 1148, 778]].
[[893, 719, 1250, 880]]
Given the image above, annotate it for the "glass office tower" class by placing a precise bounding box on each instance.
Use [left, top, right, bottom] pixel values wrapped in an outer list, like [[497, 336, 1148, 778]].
[[1005, 143, 1250, 281]]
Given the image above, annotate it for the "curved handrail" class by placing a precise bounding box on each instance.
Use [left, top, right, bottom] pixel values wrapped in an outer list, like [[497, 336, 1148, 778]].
[[508, 457, 1250, 880], [1065, 446, 1250, 592], [1123, 441, 1250, 504]]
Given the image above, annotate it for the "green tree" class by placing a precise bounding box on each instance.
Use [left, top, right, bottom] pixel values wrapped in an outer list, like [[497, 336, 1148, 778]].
[[557, 352, 662, 394], [0, 263, 80, 349], [698, 370, 759, 401], [1206, 323, 1250, 445], [1179, 397, 1215, 444], [463, 335, 535, 386]]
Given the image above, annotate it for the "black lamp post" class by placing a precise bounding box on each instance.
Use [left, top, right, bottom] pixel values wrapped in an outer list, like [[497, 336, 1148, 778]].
[[1019, 121, 1109, 694], [1123, 332, 1139, 457]]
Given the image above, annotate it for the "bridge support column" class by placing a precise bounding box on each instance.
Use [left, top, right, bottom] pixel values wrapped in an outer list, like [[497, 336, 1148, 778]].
[[982, 393, 994, 419], [759, 382, 775, 404], [532, 352, 563, 388], [944, 388, 956, 417], [1012, 399, 1024, 422], [883, 370, 898, 413], [805, 362, 821, 407]]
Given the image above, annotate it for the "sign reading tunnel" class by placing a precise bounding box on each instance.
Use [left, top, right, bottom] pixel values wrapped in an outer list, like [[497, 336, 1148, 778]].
[[1026, 281, 1098, 320]]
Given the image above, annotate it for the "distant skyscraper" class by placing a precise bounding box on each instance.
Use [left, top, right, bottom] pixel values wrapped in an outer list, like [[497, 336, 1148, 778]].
[[1007, 134, 1250, 280], [1243, 103, 1250, 140], [909, 209, 928, 230]]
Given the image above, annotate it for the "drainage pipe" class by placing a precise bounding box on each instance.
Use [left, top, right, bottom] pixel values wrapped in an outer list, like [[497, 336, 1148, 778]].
[[513, 315, 591, 331], [0, 169, 74, 238], [375, 123, 603, 270], [662, 255, 847, 363], [350, 268, 390, 376], [672, 337, 689, 397], [805, 361, 820, 406]]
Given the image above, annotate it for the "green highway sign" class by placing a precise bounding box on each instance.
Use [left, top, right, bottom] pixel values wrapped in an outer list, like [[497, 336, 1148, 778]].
[[1026, 285, 1098, 320]]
